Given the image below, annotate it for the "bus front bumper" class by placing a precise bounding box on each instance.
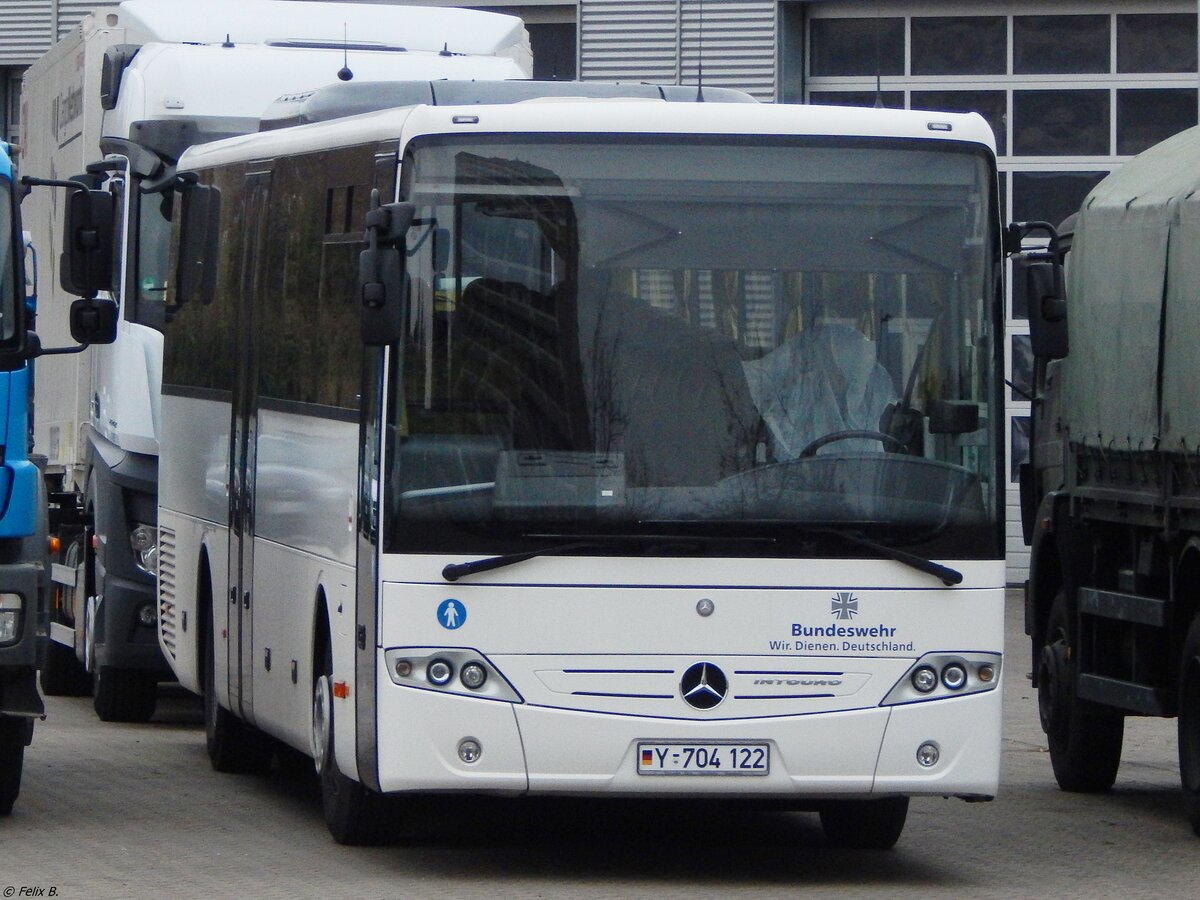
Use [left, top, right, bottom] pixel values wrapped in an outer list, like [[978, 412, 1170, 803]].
[[372, 678, 1001, 799]]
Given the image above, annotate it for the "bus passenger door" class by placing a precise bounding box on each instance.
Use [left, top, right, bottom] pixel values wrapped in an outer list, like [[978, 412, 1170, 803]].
[[226, 167, 272, 724]]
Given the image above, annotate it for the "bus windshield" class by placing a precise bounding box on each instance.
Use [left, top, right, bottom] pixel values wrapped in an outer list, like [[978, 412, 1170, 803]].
[[386, 134, 1001, 560]]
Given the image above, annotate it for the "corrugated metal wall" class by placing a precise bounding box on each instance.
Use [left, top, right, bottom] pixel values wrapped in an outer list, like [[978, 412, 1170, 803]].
[[579, 0, 777, 100], [59, 2, 107, 39], [0, 1, 107, 64], [0, 1, 54, 64]]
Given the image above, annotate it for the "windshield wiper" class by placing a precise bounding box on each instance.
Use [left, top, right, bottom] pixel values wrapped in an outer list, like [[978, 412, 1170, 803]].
[[815, 528, 963, 586], [442, 540, 613, 581], [639, 520, 963, 586], [441, 532, 772, 581]]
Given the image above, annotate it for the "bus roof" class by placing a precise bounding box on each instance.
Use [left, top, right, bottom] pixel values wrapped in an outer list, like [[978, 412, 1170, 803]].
[[179, 96, 997, 173]]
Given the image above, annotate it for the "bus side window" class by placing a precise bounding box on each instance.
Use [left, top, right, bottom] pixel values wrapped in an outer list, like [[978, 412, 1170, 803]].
[[170, 183, 220, 313]]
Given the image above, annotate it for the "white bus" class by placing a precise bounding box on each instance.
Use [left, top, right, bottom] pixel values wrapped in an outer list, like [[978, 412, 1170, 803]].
[[158, 85, 1006, 847]]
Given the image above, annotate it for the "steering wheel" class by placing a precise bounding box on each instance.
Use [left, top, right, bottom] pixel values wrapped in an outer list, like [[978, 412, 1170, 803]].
[[798, 429, 908, 458]]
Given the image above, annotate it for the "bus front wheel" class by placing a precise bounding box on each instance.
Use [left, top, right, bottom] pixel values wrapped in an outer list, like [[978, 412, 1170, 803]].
[[819, 796, 908, 849], [314, 639, 399, 846]]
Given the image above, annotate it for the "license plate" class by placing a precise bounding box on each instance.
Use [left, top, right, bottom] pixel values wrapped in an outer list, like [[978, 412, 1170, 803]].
[[637, 742, 770, 776]]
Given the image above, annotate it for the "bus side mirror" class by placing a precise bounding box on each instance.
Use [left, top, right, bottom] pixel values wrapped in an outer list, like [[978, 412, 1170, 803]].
[[60, 187, 116, 299], [69, 297, 118, 345], [359, 196, 415, 346], [1023, 256, 1068, 360]]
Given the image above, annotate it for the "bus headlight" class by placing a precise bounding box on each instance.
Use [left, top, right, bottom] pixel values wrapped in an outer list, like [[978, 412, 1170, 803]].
[[130, 524, 159, 576], [427, 659, 454, 686], [911, 666, 938, 693], [384, 647, 522, 703], [0, 593, 21, 644], [882, 652, 1002, 706], [460, 662, 488, 690]]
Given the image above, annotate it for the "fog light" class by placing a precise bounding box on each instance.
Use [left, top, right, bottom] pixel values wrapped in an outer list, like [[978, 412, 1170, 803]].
[[941, 663, 968, 690], [916, 741, 940, 768], [458, 738, 482, 764], [427, 659, 454, 686], [978, 664, 996, 683], [460, 661, 487, 690], [394, 658, 412, 678], [137, 602, 157, 627], [911, 665, 938, 693]]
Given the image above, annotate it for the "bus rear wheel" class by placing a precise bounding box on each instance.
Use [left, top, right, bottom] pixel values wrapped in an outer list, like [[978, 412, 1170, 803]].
[[202, 612, 272, 775], [314, 641, 399, 845], [1178, 614, 1200, 835], [819, 797, 908, 849], [1037, 590, 1123, 792]]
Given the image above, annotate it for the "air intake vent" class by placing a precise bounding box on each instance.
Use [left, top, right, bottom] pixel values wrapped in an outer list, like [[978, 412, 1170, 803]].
[[158, 526, 178, 659]]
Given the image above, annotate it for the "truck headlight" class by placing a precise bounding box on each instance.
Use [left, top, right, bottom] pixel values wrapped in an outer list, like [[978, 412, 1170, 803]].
[[130, 524, 158, 575], [0, 593, 23, 645]]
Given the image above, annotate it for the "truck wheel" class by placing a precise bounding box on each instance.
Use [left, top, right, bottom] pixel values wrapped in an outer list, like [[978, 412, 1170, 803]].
[[1178, 615, 1200, 835], [314, 639, 398, 845], [1038, 590, 1123, 792], [93, 666, 157, 723], [202, 606, 272, 775], [39, 639, 91, 697], [42, 536, 92, 697], [819, 797, 908, 849], [0, 715, 26, 816]]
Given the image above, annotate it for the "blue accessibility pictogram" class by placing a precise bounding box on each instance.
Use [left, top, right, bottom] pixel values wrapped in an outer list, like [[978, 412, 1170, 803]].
[[437, 598, 466, 630]]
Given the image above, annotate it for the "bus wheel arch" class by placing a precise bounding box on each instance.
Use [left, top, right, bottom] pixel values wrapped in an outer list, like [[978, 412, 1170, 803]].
[[312, 590, 397, 845]]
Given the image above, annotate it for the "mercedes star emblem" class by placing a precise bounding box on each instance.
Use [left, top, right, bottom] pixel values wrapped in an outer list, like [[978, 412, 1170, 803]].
[[680, 661, 728, 710]]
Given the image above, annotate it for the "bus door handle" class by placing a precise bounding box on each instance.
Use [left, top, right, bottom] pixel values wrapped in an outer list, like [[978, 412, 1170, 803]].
[[242, 590, 250, 610]]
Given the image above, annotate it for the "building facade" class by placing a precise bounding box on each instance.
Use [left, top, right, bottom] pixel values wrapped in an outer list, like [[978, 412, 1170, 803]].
[[3, 0, 1197, 582]]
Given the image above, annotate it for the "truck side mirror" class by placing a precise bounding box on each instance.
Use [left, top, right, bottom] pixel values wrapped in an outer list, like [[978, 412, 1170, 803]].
[[358, 194, 415, 346], [60, 187, 116, 298], [68, 297, 118, 345], [1022, 256, 1068, 360]]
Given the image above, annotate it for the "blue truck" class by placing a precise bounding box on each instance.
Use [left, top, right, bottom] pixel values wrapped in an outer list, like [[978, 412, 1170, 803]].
[[0, 141, 49, 816]]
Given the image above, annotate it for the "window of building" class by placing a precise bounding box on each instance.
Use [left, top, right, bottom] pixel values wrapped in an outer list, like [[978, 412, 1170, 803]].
[[911, 90, 1007, 155], [911, 16, 1006, 76], [1011, 171, 1107, 243], [527, 23, 577, 81], [809, 18, 904, 77], [1010, 415, 1030, 482], [1014, 90, 1109, 156], [1117, 88, 1198, 155], [3, 70, 20, 146], [1118, 13, 1197, 74], [1013, 15, 1110, 75], [808, 90, 904, 109], [1010, 335, 1033, 401]]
